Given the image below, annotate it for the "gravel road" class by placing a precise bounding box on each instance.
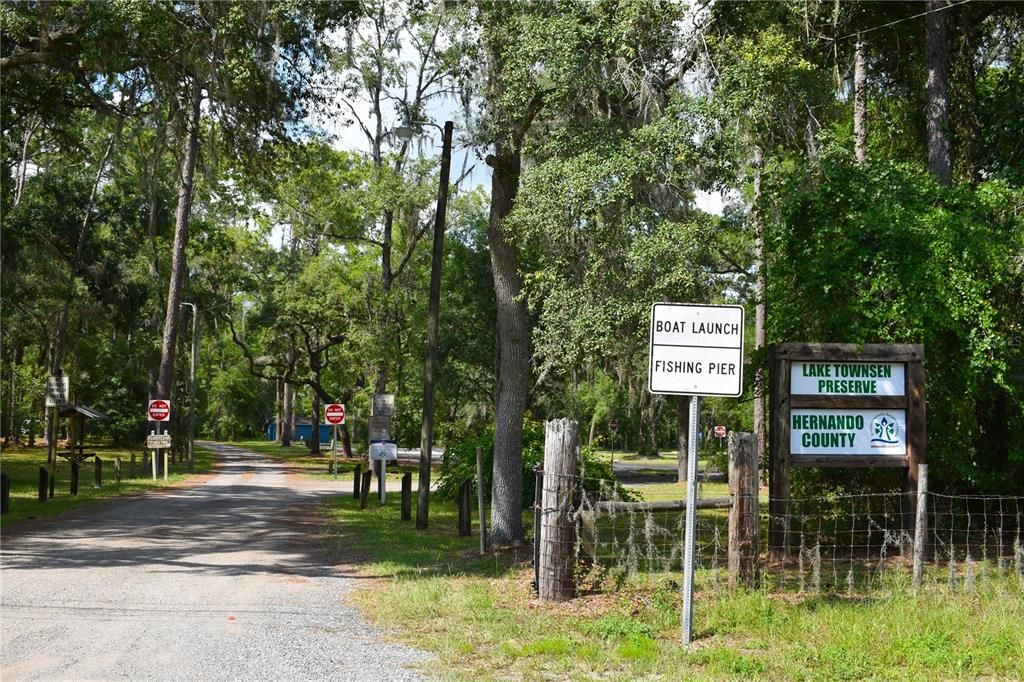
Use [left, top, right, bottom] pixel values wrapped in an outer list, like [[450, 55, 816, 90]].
[[1, 442, 431, 681]]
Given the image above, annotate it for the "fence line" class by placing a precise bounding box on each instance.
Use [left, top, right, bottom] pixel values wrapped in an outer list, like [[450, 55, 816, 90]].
[[533, 467, 1024, 597]]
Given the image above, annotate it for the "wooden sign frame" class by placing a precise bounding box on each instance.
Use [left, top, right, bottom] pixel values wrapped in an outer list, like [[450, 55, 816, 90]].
[[768, 343, 926, 558]]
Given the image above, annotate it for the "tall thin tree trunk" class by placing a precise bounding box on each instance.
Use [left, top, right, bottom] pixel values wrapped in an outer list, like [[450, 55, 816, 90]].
[[854, 34, 868, 165], [309, 389, 320, 454], [751, 148, 768, 474], [487, 143, 529, 546], [282, 375, 294, 447], [925, 0, 952, 185], [156, 80, 202, 400]]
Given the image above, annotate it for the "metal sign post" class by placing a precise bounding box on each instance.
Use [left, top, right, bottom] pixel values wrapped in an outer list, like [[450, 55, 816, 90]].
[[647, 303, 744, 647], [332, 424, 338, 478], [681, 396, 701, 645]]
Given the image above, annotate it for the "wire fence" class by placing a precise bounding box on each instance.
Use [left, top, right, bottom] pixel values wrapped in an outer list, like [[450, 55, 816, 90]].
[[534, 470, 1024, 597]]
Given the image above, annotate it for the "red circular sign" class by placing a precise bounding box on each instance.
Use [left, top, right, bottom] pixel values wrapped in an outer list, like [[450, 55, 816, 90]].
[[609, 419, 618, 432], [325, 403, 346, 425], [714, 425, 727, 438], [148, 399, 170, 422]]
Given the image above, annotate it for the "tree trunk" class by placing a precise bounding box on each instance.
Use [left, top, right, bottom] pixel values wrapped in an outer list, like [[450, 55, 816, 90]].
[[925, 0, 952, 185], [309, 390, 321, 454], [417, 121, 454, 530], [156, 80, 202, 400], [676, 395, 690, 483], [282, 380, 294, 447], [951, 4, 980, 184], [853, 34, 868, 165], [751, 148, 768, 473], [487, 143, 529, 546]]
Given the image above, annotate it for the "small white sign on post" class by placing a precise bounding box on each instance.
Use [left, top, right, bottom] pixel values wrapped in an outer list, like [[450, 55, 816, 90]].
[[369, 440, 398, 461], [372, 394, 395, 417], [648, 303, 744, 397], [45, 376, 70, 407], [147, 432, 172, 449]]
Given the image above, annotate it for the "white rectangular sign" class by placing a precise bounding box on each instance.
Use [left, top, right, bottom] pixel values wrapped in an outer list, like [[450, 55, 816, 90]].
[[648, 303, 744, 397], [791, 362, 905, 396], [147, 433, 172, 449], [790, 408, 907, 455], [372, 394, 395, 417], [369, 440, 398, 461], [45, 375, 69, 407]]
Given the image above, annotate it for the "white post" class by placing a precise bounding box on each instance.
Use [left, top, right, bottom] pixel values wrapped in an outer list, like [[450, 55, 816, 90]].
[[164, 450, 169, 482], [913, 463, 928, 589], [379, 460, 386, 505], [682, 396, 701, 645]]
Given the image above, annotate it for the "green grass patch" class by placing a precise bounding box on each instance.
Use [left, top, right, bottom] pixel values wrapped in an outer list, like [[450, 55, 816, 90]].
[[0, 444, 215, 527], [324, 491, 1024, 681]]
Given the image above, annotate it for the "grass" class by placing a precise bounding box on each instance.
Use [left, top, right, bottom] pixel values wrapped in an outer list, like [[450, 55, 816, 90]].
[[322, 492, 1024, 681], [0, 443, 216, 526]]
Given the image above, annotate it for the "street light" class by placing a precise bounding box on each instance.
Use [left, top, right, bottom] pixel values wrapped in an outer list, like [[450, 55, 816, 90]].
[[180, 302, 199, 471], [396, 120, 454, 530]]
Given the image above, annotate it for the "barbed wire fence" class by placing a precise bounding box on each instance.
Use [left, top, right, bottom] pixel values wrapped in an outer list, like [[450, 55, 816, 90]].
[[534, 467, 1024, 598]]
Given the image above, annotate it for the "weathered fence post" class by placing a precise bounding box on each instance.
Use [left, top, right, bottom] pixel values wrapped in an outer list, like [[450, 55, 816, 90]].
[[401, 471, 412, 521], [353, 464, 362, 499], [476, 446, 487, 554], [163, 451, 169, 482], [538, 418, 579, 602], [360, 470, 372, 510], [70, 462, 79, 496], [130, 452, 136, 479], [728, 431, 760, 589], [38, 467, 48, 503], [458, 479, 472, 536], [114, 456, 121, 484], [94, 456, 103, 489], [48, 464, 55, 498], [532, 465, 543, 594], [1, 473, 10, 514], [913, 463, 929, 589]]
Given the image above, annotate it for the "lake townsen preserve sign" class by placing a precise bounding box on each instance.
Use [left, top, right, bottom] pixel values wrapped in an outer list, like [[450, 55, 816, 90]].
[[768, 343, 926, 558]]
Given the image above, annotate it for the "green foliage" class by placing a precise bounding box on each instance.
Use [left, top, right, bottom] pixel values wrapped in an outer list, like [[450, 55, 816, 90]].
[[436, 422, 632, 506]]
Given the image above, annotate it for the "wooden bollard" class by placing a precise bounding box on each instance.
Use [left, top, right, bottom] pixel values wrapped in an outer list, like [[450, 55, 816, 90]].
[[130, 452, 136, 479], [49, 465, 55, 499], [728, 431, 759, 589], [94, 456, 103, 489], [360, 470, 372, 510], [353, 464, 362, 499], [38, 467, 48, 503], [114, 456, 122, 483], [400, 472, 412, 521], [458, 479, 472, 536], [70, 461, 80, 496], [1, 472, 11, 514]]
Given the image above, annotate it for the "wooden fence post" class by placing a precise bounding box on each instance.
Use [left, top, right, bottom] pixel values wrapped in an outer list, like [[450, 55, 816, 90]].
[[476, 446, 487, 554], [114, 456, 121, 484], [353, 464, 362, 499], [38, 467, 48, 503], [94, 456, 103, 489], [538, 418, 579, 602], [70, 462, 79, 496], [913, 464, 929, 589], [728, 431, 760, 589], [360, 470, 372, 510], [1, 472, 10, 514], [130, 452, 136, 479], [458, 479, 472, 536], [401, 471, 412, 521]]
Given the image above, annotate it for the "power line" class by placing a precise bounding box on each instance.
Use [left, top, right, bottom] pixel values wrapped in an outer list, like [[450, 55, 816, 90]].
[[836, 0, 973, 42]]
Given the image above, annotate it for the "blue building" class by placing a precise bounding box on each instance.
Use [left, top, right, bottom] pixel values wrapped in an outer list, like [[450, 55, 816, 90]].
[[265, 418, 333, 444]]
